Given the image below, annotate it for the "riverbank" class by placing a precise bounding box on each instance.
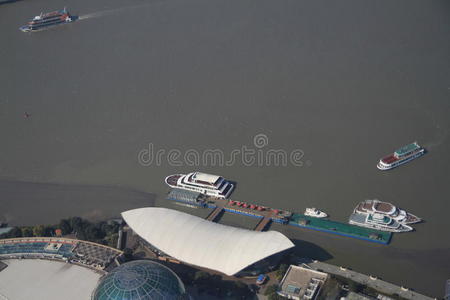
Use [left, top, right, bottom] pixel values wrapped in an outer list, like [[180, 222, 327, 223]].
[[0, 180, 155, 226]]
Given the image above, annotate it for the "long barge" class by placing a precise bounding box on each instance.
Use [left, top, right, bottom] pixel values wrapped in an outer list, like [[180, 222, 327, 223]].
[[289, 214, 391, 244], [166, 189, 392, 245]]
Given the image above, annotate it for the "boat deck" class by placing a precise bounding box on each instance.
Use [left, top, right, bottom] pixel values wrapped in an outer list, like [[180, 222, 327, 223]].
[[395, 143, 420, 156], [382, 154, 399, 164], [374, 201, 394, 213], [166, 175, 182, 186]]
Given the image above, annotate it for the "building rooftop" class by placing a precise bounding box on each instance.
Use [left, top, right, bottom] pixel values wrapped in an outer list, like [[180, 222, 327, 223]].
[[92, 260, 186, 300], [192, 172, 221, 184], [395, 142, 420, 156], [0, 259, 101, 300], [0, 237, 122, 270], [122, 207, 294, 276], [278, 265, 328, 300], [167, 188, 203, 203]]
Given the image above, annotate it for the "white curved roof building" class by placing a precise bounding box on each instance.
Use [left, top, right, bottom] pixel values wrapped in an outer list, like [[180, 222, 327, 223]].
[[122, 207, 294, 276]]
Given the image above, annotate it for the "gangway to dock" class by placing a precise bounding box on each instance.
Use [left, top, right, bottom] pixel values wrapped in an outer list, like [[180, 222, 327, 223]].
[[254, 217, 271, 231], [206, 206, 224, 222], [254, 212, 274, 231]]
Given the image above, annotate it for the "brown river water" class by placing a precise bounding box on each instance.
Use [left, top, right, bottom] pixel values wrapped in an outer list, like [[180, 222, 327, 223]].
[[0, 0, 449, 296]]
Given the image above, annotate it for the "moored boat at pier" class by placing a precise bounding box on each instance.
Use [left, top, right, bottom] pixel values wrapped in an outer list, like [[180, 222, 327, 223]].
[[354, 199, 421, 224], [165, 172, 234, 198], [349, 212, 413, 233]]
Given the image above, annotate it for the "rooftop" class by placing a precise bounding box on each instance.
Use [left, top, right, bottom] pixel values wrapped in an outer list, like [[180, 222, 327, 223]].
[[0, 259, 101, 300], [122, 207, 294, 276], [395, 142, 420, 156], [0, 237, 122, 270], [167, 188, 202, 203], [92, 260, 186, 300], [191, 172, 221, 184], [278, 265, 328, 300]]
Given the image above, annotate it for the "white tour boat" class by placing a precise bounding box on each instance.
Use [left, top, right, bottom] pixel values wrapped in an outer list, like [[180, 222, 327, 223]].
[[165, 172, 234, 198], [377, 142, 425, 170], [349, 212, 413, 233], [354, 199, 421, 224]]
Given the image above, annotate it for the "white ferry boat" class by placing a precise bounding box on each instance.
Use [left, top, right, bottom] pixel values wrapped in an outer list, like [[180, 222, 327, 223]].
[[165, 172, 234, 199], [377, 142, 425, 170], [19, 8, 74, 32], [304, 208, 328, 218], [349, 212, 413, 233], [354, 199, 421, 224]]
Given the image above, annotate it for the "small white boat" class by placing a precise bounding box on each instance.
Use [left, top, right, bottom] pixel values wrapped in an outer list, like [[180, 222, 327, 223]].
[[304, 208, 328, 218]]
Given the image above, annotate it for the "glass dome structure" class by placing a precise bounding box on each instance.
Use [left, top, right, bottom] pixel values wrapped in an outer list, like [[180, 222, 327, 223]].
[[92, 260, 186, 300]]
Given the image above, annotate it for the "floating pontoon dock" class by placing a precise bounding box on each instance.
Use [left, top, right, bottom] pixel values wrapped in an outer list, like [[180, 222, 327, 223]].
[[166, 189, 392, 244], [289, 214, 391, 244]]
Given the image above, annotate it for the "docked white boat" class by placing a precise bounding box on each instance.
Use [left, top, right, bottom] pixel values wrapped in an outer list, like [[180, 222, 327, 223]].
[[304, 208, 328, 218], [354, 199, 421, 224], [349, 212, 413, 233], [165, 172, 234, 198]]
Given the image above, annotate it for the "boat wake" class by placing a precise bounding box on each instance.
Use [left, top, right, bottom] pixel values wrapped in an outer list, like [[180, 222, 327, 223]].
[[78, 3, 154, 20], [422, 111, 449, 150], [424, 133, 448, 150]]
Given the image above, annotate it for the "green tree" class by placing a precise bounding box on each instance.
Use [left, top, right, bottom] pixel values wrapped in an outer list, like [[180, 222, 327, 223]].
[[6, 227, 22, 238], [268, 293, 284, 300], [70, 217, 83, 232], [59, 219, 72, 235], [264, 284, 278, 296], [33, 225, 45, 237], [84, 224, 102, 241], [276, 263, 288, 280], [105, 233, 119, 248], [43, 225, 55, 237], [123, 248, 133, 261], [194, 271, 210, 282], [21, 227, 34, 237], [349, 281, 363, 293]]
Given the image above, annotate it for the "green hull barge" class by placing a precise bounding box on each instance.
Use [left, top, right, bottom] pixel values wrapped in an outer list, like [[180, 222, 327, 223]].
[[289, 214, 392, 244]]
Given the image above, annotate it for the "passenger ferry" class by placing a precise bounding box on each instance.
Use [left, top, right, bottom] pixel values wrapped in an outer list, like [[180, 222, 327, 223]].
[[19, 8, 74, 32], [165, 172, 234, 198], [349, 212, 413, 233], [377, 142, 425, 170], [354, 200, 421, 224]]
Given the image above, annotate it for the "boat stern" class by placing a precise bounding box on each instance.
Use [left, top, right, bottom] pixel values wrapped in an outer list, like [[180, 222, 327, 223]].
[[19, 25, 31, 32]]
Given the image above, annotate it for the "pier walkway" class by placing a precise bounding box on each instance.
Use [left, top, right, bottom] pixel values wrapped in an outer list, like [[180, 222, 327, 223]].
[[168, 191, 390, 244], [254, 212, 274, 231], [206, 206, 224, 222], [303, 261, 434, 300]]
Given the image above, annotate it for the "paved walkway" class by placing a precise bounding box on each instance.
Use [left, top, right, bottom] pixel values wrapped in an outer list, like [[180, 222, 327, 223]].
[[304, 261, 434, 300]]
